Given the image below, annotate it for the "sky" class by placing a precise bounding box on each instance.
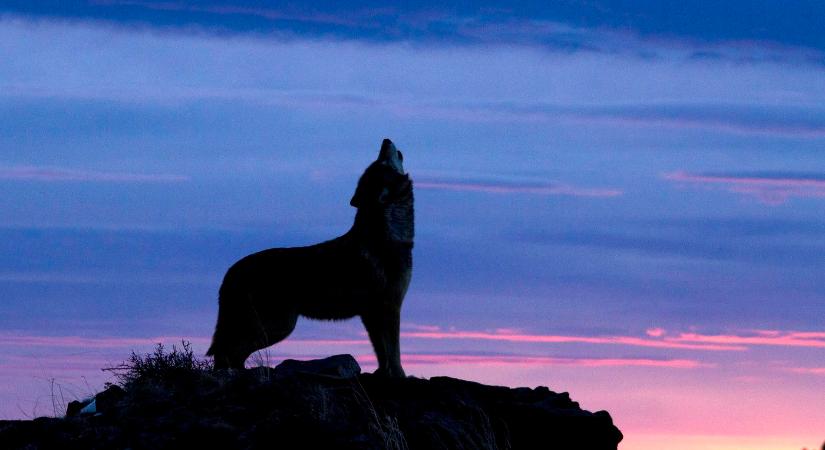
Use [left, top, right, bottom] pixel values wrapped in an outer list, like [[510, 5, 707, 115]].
[[1, 1, 824, 449]]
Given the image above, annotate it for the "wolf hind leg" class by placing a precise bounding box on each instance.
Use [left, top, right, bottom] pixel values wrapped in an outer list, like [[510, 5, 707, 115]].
[[231, 305, 300, 368], [211, 307, 299, 369], [254, 308, 299, 355]]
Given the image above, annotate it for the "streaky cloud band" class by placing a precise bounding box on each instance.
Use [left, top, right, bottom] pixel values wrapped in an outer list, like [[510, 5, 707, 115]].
[[664, 170, 825, 204], [0, 165, 190, 183], [671, 329, 825, 348], [2, 2, 824, 62], [6, 83, 825, 139], [415, 178, 622, 198], [401, 329, 745, 351], [391, 354, 708, 369]]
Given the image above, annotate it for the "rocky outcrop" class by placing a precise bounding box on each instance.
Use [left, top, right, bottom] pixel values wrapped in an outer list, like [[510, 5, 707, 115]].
[[0, 354, 622, 449]]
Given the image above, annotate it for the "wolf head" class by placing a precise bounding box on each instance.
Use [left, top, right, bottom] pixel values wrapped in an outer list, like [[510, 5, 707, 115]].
[[350, 139, 412, 209]]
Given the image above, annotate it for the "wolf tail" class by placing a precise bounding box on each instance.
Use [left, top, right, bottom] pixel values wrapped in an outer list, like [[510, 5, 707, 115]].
[[205, 288, 231, 357]]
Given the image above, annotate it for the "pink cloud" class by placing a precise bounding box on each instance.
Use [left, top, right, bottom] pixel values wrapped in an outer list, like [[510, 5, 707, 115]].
[[416, 355, 707, 369], [402, 323, 443, 332], [786, 367, 825, 376], [0, 166, 189, 183], [0, 335, 210, 349], [0, 349, 705, 382], [646, 327, 666, 337], [671, 330, 825, 348], [401, 326, 825, 352], [11, 327, 819, 365], [401, 329, 745, 351], [0, 355, 115, 375], [0, 334, 369, 350], [355, 353, 707, 369], [664, 171, 825, 204], [415, 179, 623, 198]]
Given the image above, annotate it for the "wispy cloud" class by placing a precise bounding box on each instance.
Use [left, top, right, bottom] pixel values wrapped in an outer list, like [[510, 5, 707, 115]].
[[0, 332, 710, 378], [0, 354, 116, 375], [93, 0, 360, 28], [646, 327, 666, 337], [416, 177, 622, 198], [664, 171, 825, 204], [0, 271, 216, 286], [0, 334, 369, 349], [402, 326, 825, 352], [517, 219, 825, 266], [0, 166, 189, 183], [4, 1, 824, 62], [4, 18, 825, 139], [571, 106, 825, 138], [391, 354, 708, 369], [786, 367, 825, 375], [0, 348, 705, 377], [671, 330, 825, 349], [401, 328, 745, 351], [0, 335, 209, 349], [401, 102, 825, 138], [8, 81, 825, 138], [403, 323, 443, 333]]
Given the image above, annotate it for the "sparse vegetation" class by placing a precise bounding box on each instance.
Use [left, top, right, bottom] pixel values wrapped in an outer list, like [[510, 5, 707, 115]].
[[49, 378, 67, 418], [351, 376, 409, 450], [103, 341, 212, 387]]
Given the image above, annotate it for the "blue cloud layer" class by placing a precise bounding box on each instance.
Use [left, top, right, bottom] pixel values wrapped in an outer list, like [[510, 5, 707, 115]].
[[2, 1, 825, 59]]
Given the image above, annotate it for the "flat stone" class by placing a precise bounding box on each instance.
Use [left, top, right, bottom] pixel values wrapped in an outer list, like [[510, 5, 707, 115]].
[[273, 354, 361, 379]]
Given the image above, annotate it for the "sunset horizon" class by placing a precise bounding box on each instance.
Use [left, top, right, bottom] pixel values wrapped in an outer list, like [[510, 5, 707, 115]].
[[1, 2, 824, 449]]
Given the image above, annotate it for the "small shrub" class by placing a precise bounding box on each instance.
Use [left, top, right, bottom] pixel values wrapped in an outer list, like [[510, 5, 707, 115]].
[[104, 341, 212, 387]]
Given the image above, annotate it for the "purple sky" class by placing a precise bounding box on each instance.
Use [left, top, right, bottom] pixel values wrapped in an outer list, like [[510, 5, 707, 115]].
[[1, 3, 824, 449]]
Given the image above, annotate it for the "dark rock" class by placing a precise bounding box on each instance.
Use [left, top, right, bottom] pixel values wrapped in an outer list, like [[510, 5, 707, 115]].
[[273, 354, 362, 379], [66, 399, 92, 418], [65, 384, 126, 418], [94, 385, 125, 414], [0, 354, 622, 450]]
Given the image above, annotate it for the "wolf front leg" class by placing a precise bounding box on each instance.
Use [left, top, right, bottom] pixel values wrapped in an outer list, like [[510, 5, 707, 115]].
[[361, 304, 405, 378]]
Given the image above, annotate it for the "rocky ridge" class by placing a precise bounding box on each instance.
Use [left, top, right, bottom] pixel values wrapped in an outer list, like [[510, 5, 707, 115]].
[[0, 353, 622, 449]]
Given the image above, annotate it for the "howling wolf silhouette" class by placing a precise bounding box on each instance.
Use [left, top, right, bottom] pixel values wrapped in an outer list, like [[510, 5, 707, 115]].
[[207, 139, 413, 377]]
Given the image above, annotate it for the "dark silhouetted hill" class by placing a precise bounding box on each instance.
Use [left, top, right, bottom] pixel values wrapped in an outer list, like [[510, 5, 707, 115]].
[[0, 345, 622, 449]]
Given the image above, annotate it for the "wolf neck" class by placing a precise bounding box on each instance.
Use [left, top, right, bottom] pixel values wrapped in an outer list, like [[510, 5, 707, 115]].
[[351, 197, 414, 246]]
